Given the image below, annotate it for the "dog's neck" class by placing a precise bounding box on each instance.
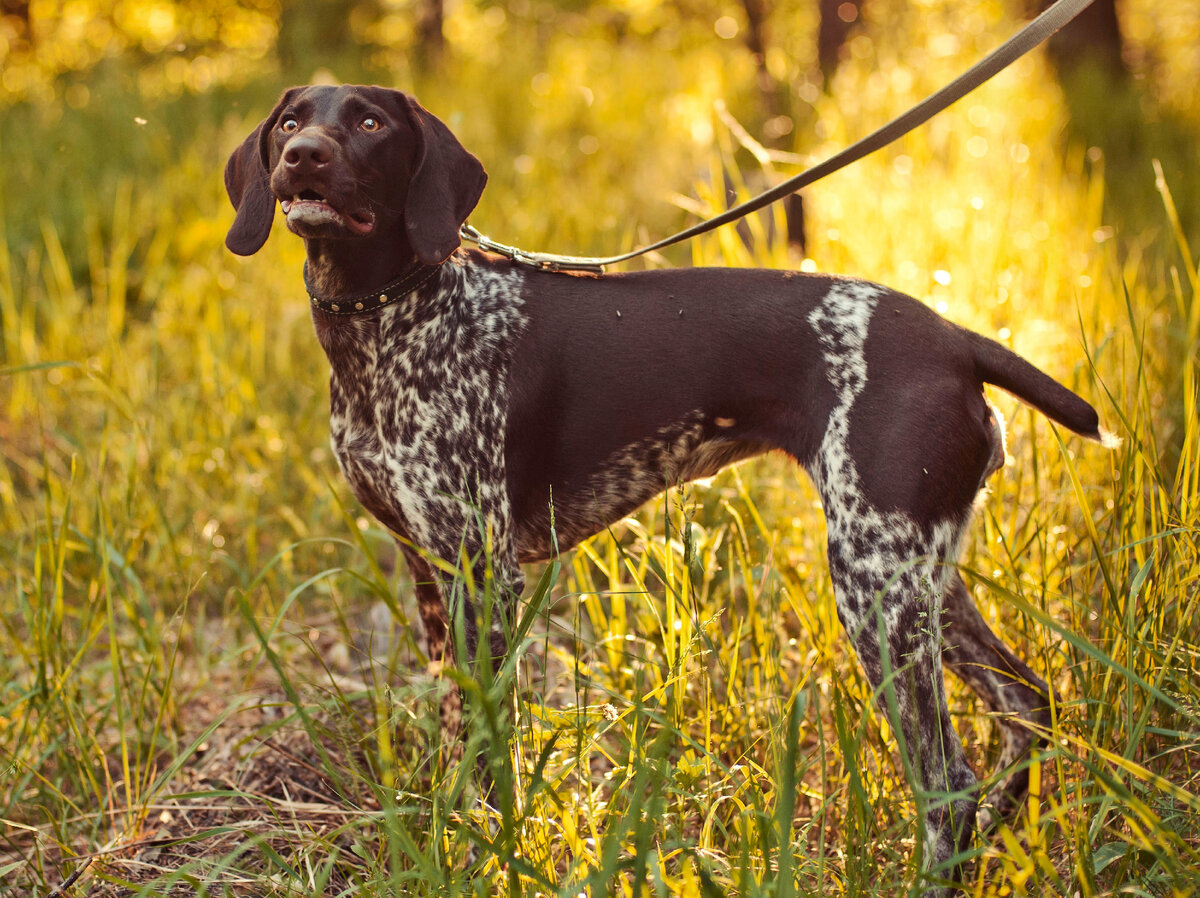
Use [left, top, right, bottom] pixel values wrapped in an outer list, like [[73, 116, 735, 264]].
[[299, 234, 445, 319], [301, 237, 422, 300]]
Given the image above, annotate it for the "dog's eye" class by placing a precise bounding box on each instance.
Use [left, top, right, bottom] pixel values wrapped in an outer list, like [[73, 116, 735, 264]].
[[361, 117, 381, 132], [280, 117, 299, 133]]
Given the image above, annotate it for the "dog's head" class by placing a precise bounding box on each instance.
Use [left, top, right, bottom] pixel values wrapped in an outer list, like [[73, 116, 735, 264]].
[[224, 85, 487, 265]]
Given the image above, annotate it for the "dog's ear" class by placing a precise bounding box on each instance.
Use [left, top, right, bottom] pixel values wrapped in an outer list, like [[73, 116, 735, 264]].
[[224, 88, 300, 256], [398, 95, 487, 265]]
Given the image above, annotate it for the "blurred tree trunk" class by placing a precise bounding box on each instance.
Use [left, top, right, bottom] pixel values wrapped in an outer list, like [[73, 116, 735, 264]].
[[737, 0, 806, 251], [1, 0, 31, 49], [0, 0, 28, 25], [1035, 0, 1125, 76], [414, 0, 446, 73], [741, 0, 783, 121], [817, 0, 861, 81]]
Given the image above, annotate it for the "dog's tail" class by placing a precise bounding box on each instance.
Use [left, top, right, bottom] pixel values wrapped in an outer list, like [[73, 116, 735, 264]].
[[966, 330, 1120, 447]]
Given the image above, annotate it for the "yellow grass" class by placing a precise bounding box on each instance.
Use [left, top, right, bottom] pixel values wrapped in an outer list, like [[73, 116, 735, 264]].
[[1, 2, 1198, 895]]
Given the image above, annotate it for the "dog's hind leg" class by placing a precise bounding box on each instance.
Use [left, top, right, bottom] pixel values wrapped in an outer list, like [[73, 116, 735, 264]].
[[941, 573, 1052, 831], [825, 513, 978, 898]]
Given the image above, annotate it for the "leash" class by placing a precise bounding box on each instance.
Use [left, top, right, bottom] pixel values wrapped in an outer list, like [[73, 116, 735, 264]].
[[460, 0, 1095, 274]]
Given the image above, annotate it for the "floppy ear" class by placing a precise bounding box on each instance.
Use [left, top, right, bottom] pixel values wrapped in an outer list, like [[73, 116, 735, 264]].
[[399, 95, 487, 265], [224, 88, 299, 256]]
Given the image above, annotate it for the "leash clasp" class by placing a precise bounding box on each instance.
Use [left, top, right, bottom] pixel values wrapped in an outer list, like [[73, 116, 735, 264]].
[[460, 224, 530, 265], [460, 224, 607, 275]]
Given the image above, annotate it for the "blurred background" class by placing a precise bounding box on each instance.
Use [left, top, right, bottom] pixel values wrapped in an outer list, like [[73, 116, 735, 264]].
[[1, 0, 1197, 262], [2, 2, 1198, 896]]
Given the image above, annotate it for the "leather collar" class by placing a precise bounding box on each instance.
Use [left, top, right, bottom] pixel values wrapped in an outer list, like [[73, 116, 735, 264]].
[[303, 261, 443, 317]]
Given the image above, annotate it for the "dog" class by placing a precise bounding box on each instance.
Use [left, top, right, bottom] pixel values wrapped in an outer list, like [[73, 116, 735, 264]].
[[224, 84, 1111, 896]]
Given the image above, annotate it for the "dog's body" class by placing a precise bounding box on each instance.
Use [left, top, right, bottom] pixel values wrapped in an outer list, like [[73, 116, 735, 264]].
[[226, 85, 1110, 896]]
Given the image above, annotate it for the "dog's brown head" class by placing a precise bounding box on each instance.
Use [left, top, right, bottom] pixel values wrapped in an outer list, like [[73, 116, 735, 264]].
[[224, 85, 487, 266]]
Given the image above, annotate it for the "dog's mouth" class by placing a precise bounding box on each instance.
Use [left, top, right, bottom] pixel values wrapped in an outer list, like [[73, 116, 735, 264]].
[[280, 190, 376, 236]]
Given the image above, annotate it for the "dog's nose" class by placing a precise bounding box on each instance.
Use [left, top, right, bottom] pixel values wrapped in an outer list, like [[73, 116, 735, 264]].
[[283, 135, 333, 172]]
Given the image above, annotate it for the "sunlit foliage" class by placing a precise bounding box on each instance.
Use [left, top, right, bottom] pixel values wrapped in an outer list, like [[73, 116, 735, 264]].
[[1, 1, 1198, 896]]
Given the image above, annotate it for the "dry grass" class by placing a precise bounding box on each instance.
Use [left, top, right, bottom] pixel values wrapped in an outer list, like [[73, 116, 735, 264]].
[[2, 2, 1199, 896]]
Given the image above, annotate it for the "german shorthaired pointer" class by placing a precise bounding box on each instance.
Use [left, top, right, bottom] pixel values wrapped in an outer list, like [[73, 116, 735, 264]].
[[225, 84, 1112, 895]]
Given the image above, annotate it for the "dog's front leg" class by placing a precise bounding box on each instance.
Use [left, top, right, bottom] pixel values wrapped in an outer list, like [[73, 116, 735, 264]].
[[400, 548, 503, 742], [426, 484, 523, 673], [398, 546, 450, 669], [396, 545, 463, 739], [398, 487, 524, 744], [440, 532, 524, 675]]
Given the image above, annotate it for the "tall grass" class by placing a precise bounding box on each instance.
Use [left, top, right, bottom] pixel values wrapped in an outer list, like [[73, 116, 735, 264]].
[[2, 4, 1199, 896]]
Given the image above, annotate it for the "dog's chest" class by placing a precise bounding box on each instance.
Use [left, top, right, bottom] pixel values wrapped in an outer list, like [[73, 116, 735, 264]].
[[316, 264, 526, 557]]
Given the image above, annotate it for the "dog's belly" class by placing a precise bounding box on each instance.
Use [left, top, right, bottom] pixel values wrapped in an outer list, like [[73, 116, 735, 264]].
[[513, 412, 763, 562]]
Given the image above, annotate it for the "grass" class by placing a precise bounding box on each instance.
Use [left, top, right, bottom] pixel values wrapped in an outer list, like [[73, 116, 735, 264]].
[[2, 2, 1199, 895]]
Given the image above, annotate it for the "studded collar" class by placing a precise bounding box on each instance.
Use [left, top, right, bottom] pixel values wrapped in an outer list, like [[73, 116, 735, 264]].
[[303, 261, 443, 317]]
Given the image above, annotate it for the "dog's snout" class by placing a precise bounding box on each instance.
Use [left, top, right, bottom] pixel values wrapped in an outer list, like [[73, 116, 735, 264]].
[[283, 134, 334, 172]]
